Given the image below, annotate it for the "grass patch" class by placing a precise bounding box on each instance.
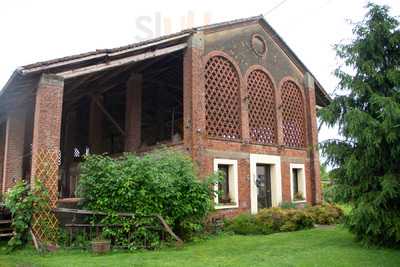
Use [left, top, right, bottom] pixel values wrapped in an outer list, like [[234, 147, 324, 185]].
[[1, 227, 399, 267]]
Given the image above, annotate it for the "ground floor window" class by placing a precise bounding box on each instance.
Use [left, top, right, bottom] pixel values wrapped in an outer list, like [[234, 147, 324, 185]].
[[213, 159, 239, 209], [290, 163, 306, 202]]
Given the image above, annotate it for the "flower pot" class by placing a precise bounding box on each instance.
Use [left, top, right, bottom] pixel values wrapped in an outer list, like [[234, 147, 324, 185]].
[[46, 243, 59, 252], [91, 240, 111, 254]]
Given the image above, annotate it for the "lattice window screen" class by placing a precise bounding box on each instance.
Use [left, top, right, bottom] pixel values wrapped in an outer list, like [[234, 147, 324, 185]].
[[247, 70, 277, 144], [281, 80, 306, 148], [205, 56, 241, 140]]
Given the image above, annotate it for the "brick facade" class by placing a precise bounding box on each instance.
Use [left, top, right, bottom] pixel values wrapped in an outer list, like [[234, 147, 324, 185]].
[[0, 19, 323, 215], [183, 23, 322, 216]]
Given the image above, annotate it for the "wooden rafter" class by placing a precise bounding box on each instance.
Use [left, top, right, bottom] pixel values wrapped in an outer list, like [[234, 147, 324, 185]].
[[58, 43, 187, 79]]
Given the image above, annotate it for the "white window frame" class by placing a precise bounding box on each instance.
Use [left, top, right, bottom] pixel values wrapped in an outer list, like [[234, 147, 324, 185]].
[[213, 159, 239, 210], [290, 163, 307, 203], [250, 154, 282, 214]]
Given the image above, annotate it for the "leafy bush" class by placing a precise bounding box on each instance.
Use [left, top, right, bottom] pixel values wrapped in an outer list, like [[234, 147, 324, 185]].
[[224, 214, 265, 235], [279, 202, 297, 209], [4, 180, 49, 251], [224, 208, 314, 235], [305, 204, 344, 225], [77, 149, 215, 248], [256, 208, 314, 232]]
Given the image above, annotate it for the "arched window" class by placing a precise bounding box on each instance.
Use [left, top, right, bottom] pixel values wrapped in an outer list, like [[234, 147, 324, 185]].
[[281, 80, 306, 148], [247, 69, 277, 144], [205, 56, 241, 140]]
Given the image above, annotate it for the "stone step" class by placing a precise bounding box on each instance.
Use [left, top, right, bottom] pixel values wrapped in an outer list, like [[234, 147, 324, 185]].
[[0, 220, 11, 225]]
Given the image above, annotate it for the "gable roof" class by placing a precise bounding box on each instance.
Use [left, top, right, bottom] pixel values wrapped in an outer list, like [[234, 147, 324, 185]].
[[0, 15, 330, 108]]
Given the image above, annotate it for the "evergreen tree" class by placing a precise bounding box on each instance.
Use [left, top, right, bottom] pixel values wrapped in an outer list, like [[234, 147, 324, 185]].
[[320, 3, 400, 246]]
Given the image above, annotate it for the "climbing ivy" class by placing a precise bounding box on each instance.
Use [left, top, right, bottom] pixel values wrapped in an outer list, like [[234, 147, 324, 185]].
[[4, 180, 49, 251]]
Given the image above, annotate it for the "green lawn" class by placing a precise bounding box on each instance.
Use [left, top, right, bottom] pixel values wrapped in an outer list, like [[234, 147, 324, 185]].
[[1, 227, 399, 267]]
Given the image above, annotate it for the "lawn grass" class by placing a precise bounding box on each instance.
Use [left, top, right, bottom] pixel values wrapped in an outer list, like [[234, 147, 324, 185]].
[[0, 227, 399, 267]]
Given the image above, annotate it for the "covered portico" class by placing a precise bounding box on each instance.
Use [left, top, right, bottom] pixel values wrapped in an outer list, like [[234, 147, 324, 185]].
[[0, 32, 200, 203]]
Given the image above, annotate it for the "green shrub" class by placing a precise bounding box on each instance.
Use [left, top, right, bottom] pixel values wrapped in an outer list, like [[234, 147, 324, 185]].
[[224, 214, 265, 235], [77, 149, 215, 248], [305, 204, 344, 225], [224, 208, 314, 235], [4, 180, 49, 251], [279, 202, 297, 209], [257, 208, 314, 232]]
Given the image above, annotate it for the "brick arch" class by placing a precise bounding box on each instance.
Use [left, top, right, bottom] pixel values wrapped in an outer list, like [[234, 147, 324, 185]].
[[279, 77, 306, 148], [245, 65, 278, 145], [204, 51, 242, 140]]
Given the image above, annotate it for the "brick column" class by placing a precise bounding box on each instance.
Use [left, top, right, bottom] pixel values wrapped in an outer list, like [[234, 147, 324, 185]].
[[275, 85, 284, 146], [89, 95, 104, 154], [183, 33, 205, 166], [2, 109, 26, 193], [0, 123, 5, 192], [125, 73, 142, 152], [63, 111, 77, 197], [31, 74, 64, 207], [304, 73, 322, 204]]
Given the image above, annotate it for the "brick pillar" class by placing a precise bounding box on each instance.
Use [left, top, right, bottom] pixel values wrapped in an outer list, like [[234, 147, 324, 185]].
[[89, 95, 104, 154], [31, 74, 64, 207], [2, 109, 26, 193], [183, 33, 205, 167], [241, 78, 250, 143], [275, 82, 284, 146], [125, 73, 142, 152], [304, 73, 322, 204], [0, 123, 6, 193], [0, 123, 4, 193], [63, 111, 77, 197]]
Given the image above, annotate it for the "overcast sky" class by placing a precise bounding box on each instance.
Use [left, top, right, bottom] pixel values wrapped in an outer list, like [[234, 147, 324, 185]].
[[0, 0, 399, 152]]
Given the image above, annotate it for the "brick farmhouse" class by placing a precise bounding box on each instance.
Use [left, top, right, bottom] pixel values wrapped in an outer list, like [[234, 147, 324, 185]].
[[0, 16, 330, 215]]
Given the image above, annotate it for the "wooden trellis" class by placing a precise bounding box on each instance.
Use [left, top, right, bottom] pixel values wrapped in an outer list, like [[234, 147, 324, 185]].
[[205, 56, 242, 140], [247, 70, 277, 145], [281, 80, 306, 148], [31, 148, 61, 244]]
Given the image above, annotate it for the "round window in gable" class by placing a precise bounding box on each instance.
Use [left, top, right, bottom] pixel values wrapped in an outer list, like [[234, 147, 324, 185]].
[[251, 34, 267, 57]]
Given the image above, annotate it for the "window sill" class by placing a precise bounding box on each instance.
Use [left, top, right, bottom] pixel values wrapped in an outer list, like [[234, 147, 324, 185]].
[[292, 200, 306, 203], [215, 203, 238, 210]]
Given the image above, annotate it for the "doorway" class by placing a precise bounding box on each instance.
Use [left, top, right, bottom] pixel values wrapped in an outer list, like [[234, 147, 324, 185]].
[[256, 164, 272, 210], [250, 154, 282, 214]]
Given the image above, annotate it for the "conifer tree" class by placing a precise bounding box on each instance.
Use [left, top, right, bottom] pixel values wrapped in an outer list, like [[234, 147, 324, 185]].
[[320, 3, 400, 246]]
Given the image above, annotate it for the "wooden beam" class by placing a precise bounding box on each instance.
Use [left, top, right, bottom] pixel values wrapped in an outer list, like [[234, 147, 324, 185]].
[[91, 94, 126, 136], [53, 207, 183, 244], [65, 73, 98, 95], [58, 43, 187, 79]]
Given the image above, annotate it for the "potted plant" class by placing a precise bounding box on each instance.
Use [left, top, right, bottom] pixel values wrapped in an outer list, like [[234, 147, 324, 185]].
[[294, 191, 305, 201], [91, 234, 111, 254]]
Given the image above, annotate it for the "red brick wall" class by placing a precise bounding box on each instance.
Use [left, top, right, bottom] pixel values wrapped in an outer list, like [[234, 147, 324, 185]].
[[2, 109, 26, 193], [183, 33, 206, 164], [125, 74, 142, 152], [183, 27, 322, 215], [304, 74, 322, 203], [0, 122, 5, 193], [194, 140, 309, 216], [31, 74, 64, 193]]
